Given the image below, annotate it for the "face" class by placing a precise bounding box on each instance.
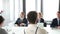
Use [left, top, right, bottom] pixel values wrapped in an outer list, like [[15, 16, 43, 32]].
[[37, 13, 41, 19], [57, 13, 60, 19], [20, 13, 24, 18]]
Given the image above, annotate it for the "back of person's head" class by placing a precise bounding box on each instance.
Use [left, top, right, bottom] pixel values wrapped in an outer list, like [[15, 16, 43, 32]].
[[27, 11, 37, 24], [0, 16, 4, 24]]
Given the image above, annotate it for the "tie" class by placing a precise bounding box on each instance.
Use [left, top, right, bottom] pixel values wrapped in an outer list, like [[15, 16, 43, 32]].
[[59, 19, 60, 26]]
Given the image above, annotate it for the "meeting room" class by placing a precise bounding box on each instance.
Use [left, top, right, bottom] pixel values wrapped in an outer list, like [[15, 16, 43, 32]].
[[0, 0, 60, 34]]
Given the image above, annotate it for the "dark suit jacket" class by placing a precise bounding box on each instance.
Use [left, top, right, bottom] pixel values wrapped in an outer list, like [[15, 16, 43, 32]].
[[15, 18, 28, 26], [40, 18, 44, 23], [0, 28, 7, 34], [39, 18, 47, 27], [50, 18, 59, 28]]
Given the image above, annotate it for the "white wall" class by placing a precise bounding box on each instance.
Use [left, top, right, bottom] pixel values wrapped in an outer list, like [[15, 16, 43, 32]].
[[1, 0, 22, 26], [43, 0, 59, 21]]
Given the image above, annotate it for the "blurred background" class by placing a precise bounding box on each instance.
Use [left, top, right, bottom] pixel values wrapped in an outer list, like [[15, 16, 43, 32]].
[[0, 0, 59, 26]]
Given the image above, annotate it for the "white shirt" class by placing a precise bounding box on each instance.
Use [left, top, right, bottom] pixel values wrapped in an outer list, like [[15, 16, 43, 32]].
[[25, 24, 47, 34]]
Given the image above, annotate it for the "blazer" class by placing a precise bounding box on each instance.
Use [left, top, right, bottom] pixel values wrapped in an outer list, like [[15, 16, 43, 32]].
[[15, 18, 28, 26], [50, 18, 59, 28], [38, 18, 47, 27], [0, 28, 7, 34], [40, 18, 44, 23]]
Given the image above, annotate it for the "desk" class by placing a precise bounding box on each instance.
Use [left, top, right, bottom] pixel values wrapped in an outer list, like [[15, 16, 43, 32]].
[[2, 23, 60, 34]]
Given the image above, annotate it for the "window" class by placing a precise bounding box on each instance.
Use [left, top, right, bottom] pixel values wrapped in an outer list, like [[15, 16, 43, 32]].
[[43, 0, 59, 21], [26, 0, 36, 16], [10, 0, 15, 21], [26, 0, 41, 17], [10, 0, 23, 21], [0, 0, 3, 12]]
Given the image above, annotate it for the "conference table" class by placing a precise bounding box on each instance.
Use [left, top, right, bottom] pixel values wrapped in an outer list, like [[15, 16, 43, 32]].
[[2, 22, 60, 34]]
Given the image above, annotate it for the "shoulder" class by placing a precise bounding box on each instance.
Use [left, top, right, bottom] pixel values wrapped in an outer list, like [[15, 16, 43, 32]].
[[41, 18, 44, 20], [16, 18, 20, 20], [24, 18, 27, 20], [18, 18, 20, 20], [37, 27, 47, 34], [52, 18, 57, 21], [52, 18, 57, 20], [24, 18, 27, 19], [41, 18, 44, 21], [0, 28, 7, 34]]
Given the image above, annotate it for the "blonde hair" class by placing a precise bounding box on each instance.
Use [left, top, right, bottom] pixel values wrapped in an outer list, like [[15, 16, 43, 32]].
[[39, 12, 43, 17]]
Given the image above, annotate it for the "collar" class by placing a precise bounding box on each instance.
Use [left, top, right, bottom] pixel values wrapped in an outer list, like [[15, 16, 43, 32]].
[[28, 24, 37, 27]]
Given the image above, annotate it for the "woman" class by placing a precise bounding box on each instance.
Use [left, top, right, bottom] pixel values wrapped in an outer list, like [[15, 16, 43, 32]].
[[37, 12, 47, 27], [15, 12, 28, 27]]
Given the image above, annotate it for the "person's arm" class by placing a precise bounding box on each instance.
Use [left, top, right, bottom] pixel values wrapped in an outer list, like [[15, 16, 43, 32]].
[[50, 19, 57, 28], [40, 18, 44, 23], [15, 18, 21, 26], [25, 18, 28, 26]]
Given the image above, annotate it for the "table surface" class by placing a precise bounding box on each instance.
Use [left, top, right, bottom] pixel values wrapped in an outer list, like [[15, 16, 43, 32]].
[[2, 22, 60, 34]]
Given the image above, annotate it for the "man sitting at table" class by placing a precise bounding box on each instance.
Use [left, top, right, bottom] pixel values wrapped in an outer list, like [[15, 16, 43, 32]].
[[0, 16, 7, 34], [25, 11, 47, 34], [50, 11, 60, 29]]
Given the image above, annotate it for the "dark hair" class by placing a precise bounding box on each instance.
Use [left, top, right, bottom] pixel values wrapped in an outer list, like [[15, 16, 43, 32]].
[[0, 16, 4, 24], [27, 11, 37, 24], [58, 11, 60, 13]]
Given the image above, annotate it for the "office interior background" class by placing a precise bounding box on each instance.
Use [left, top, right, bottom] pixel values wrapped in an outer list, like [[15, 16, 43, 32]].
[[0, 0, 60, 34], [0, 0, 59, 26]]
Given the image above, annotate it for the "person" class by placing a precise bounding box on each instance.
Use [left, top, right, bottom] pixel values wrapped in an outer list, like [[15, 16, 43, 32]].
[[50, 11, 60, 28], [0, 16, 7, 34], [24, 11, 47, 34], [15, 12, 28, 26], [37, 12, 44, 23], [37, 12, 47, 27]]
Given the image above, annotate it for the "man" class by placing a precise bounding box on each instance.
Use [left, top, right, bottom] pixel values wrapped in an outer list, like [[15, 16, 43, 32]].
[[50, 11, 60, 28], [0, 16, 7, 34], [25, 11, 47, 34], [15, 12, 28, 26], [37, 12, 47, 27]]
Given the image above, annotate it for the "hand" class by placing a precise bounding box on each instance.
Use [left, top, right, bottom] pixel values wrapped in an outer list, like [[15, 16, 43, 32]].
[[20, 23, 26, 26], [15, 24, 18, 27]]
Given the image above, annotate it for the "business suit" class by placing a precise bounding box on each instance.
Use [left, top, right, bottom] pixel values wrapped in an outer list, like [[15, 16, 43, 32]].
[[50, 18, 60, 28], [0, 28, 7, 34], [15, 18, 28, 26], [40, 18, 44, 23], [38, 18, 47, 27]]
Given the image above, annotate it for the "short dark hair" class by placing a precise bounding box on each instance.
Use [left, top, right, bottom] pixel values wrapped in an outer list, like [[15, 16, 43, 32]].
[[58, 11, 60, 13], [0, 16, 4, 24], [27, 11, 37, 24]]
